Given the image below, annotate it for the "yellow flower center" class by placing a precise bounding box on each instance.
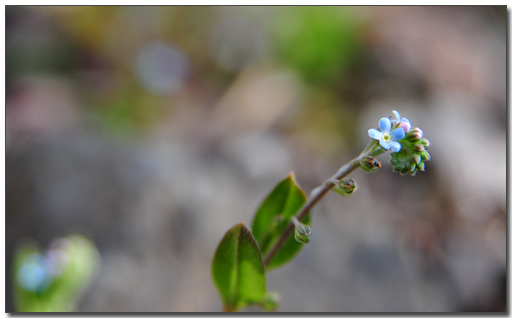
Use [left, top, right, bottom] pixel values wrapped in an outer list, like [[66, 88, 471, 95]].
[[382, 133, 391, 142]]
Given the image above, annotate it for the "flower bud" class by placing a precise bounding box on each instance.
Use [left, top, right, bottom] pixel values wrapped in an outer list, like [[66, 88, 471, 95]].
[[413, 143, 425, 152], [399, 121, 411, 133], [407, 127, 423, 140], [336, 178, 356, 196], [294, 223, 312, 244], [360, 156, 381, 172], [419, 151, 431, 161], [412, 154, 421, 164], [417, 161, 425, 171], [419, 138, 430, 149]]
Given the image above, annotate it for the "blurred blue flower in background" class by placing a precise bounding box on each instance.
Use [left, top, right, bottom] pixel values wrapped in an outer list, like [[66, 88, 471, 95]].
[[17, 254, 52, 293], [135, 41, 190, 96]]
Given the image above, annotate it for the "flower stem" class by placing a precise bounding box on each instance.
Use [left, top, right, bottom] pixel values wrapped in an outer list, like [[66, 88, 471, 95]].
[[263, 146, 376, 267]]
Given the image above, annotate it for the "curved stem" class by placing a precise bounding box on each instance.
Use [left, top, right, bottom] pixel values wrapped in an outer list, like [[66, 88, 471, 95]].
[[263, 146, 377, 267]]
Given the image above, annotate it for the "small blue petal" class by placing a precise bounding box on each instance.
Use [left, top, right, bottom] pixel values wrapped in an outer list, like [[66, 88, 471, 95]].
[[389, 141, 401, 152], [379, 140, 392, 150], [392, 110, 400, 122], [389, 128, 405, 141], [368, 129, 382, 140], [402, 118, 411, 126], [379, 117, 391, 133]]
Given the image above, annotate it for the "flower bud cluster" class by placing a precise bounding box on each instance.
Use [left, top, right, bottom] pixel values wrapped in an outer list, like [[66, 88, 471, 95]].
[[390, 128, 431, 175]]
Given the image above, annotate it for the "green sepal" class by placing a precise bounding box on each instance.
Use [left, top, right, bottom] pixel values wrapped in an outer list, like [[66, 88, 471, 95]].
[[211, 223, 266, 312], [251, 173, 309, 271], [332, 186, 349, 196], [419, 151, 431, 161], [390, 149, 409, 171]]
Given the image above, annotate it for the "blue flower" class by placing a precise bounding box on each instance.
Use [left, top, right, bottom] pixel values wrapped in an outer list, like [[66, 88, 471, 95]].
[[368, 117, 405, 152], [392, 110, 411, 133], [17, 254, 52, 293]]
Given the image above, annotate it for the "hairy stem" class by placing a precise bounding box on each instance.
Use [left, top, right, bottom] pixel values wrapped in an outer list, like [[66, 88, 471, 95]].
[[263, 144, 378, 267]]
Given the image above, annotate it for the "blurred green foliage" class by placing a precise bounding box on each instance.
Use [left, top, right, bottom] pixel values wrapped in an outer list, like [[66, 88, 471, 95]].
[[13, 235, 100, 312], [6, 8, 79, 79], [95, 82, 164, 136], [7, 6, 370, 150], [272, 6, 365, 86]]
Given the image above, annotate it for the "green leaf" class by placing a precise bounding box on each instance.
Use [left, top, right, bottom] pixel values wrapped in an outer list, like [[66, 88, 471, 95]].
[[211, 223, 266, 312], [251, 173, 309, 270]]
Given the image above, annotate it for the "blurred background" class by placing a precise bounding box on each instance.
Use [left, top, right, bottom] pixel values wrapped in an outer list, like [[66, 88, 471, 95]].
[[6, 6, 506, 312]]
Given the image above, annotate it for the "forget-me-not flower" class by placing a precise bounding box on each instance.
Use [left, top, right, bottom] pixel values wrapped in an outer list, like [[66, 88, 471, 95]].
[[368, 117, 405, 152]]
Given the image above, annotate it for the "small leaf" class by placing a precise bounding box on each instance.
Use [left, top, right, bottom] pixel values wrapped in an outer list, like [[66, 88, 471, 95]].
[[211, 223, 266, 312], [251, 173, 309, 270]]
